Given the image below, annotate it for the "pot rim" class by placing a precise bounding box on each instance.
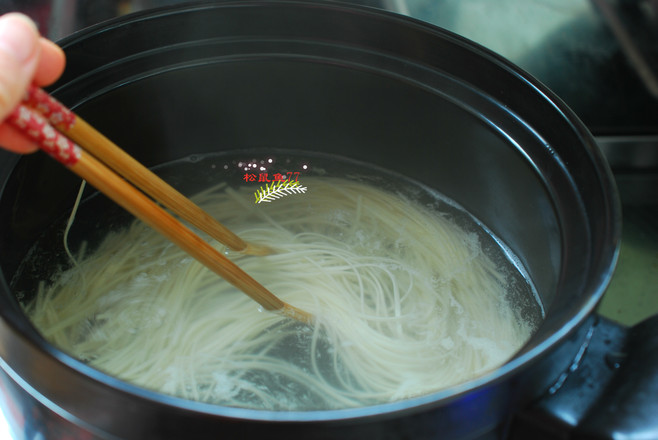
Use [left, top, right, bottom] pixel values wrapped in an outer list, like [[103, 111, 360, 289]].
[[0, 0, 622, 423]]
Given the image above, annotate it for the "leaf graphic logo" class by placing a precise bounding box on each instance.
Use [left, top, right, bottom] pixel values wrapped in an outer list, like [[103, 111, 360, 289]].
[[254, 180, 308, 204]]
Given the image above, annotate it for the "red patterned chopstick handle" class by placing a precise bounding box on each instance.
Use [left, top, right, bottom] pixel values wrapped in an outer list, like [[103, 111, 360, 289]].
[[7, 104, 81, 167], [23, 84, 76, 130]]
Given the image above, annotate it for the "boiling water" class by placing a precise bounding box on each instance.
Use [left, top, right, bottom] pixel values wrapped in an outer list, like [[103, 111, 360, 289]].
[[13, 151, 543, 410]]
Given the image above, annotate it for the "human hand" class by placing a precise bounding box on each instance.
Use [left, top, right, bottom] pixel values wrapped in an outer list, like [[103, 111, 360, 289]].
[[0, 13, 66, 154]]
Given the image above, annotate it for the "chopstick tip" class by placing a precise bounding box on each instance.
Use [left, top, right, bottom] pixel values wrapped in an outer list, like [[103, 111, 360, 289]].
[[281, 303, 314, 326]]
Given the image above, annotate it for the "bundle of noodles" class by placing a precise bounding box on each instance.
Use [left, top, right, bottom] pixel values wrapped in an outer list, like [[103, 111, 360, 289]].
[[24, 177, 534, 410]]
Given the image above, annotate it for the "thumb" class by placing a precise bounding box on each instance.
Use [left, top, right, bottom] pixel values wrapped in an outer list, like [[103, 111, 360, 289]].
[[0, 13, 40, 122]]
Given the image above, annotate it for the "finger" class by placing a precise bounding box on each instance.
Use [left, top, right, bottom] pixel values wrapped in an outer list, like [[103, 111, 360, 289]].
[[0, 13, 41, 154], [33, 37, 66, 86], [0, 124, 39, 154], [0, 13, 40, 121], [4, 41, 66, 153]]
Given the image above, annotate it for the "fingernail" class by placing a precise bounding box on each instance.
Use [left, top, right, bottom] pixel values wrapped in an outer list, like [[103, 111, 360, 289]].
[[0, 13, 39, 63]]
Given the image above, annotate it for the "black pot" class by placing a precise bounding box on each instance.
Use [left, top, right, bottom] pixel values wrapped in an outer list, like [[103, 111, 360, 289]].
[[0, 2, 651, 439]]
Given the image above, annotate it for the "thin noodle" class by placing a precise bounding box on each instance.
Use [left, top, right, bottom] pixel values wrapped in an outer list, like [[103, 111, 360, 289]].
[[24, 177, 533, 410]]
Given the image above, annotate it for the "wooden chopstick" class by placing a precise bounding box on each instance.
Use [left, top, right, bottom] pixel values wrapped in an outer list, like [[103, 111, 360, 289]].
[[22, 86, 272, 256], [7, 98, 312, 325]]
